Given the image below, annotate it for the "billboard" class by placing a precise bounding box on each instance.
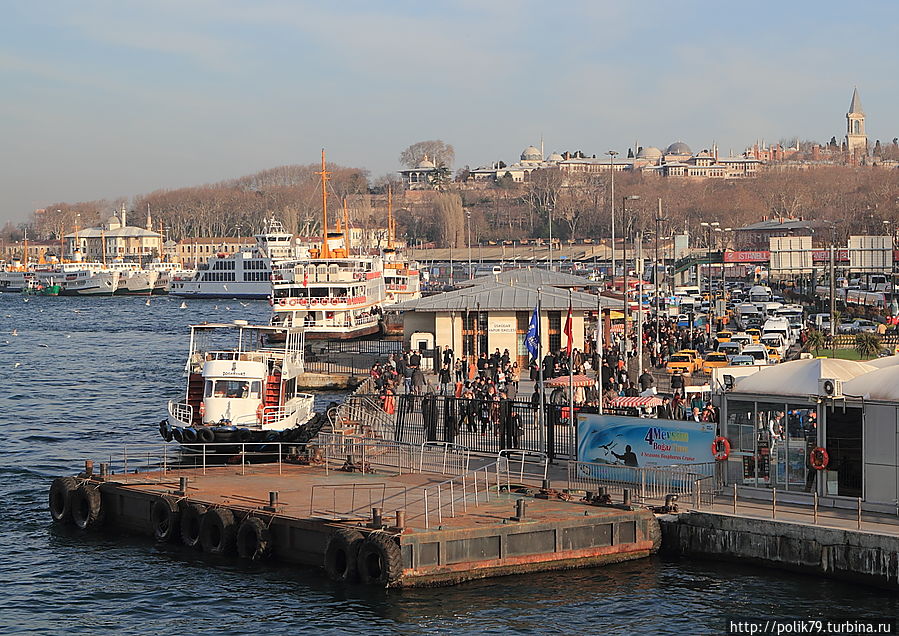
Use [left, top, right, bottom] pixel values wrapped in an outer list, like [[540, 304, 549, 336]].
[[577, 414, 716, 467]]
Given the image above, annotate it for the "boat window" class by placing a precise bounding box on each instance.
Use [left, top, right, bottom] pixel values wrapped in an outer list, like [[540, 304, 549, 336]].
[[204, 380, 213, 398], [211, 380, 260, 399]]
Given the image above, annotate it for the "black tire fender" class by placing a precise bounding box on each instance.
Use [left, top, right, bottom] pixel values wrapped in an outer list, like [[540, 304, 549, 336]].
[[180, 502, 206, 548], [182, 427, 198, 443], [356, 532, 403, 587], [71, 483, 104, 530], [151, 496, 180, 542], [324, 528, 365, 583], [199, 507, 237, 554], [197, 427, 215, 444], [236, 516, 272, 560], [49, 476, 78, 524]]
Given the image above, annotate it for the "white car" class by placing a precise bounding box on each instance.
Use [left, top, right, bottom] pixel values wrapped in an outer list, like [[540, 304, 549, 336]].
[[838, 319, 878, 334], [742, 344, 770, 366]]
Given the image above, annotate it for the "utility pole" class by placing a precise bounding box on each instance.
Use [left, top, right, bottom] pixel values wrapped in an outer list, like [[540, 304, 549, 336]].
[[655, 200, 663, 353], [606, 150, 618, 286], [637, 230, 644, 380]]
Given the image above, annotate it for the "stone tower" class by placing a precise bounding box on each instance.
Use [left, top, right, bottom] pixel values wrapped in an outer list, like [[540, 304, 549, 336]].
[[845, 87, 867, 157]]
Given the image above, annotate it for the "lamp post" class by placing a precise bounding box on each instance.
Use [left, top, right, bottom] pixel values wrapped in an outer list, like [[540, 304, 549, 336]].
[[621, 196, 640, 345], [655, 203, 665, 354], [547, 203, 553, 272], [467, 210, 473, 280], [699, 221, 719, 332], [606, 150, 618, 286]]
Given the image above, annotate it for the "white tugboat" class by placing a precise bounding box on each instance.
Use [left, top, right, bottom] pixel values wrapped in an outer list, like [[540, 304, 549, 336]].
[[160, 319, 317, 449]]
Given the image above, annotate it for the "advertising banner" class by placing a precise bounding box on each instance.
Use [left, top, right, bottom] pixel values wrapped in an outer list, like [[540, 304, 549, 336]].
[[577, 414, 716, 467]]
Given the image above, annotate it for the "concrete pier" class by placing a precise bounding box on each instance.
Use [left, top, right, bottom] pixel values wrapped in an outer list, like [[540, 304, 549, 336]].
[[660, 511, 899, 589]]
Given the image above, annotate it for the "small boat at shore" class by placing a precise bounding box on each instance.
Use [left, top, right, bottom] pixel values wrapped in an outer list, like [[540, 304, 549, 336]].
[[160, 319, 318, 449]]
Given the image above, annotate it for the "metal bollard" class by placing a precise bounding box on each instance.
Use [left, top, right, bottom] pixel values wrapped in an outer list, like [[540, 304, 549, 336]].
[[269, 491, 279, 507], [84, 460, 94, 477], [99, 463, 110, 478], [623, 489, 631, 507], [813, 492, 818, 525], [371, 507, 383, 528], [733, 483, 737, 514], [542, 479, 550, 490], [858, 497, 862, 530], [514, 498, 527, 520], [395, 510, 406, 530], [177, 476, 188, 496]]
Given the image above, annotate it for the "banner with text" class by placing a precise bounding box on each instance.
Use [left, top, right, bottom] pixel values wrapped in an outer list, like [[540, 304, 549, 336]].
[[577, 414, 716, 467]]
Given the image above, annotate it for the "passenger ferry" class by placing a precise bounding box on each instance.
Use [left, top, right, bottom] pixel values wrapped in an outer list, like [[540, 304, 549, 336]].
[[160, 320, 316, 448], [147, 261, 196, 294], [106, 261, 159, 295], [43, 262, 120, 296], [0, 266, 33, 293], [168, 218, 305, 299], [380, 187, 422, 305], [268, 150, 386, 339]]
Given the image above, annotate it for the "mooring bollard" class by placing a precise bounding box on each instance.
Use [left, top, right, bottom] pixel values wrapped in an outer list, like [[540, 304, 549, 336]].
[[623, 489, 631, 507], [514, 498, 527, 520], [814, 492, 818, 525], [395, 510, 406, 530], [177, 476, 188, 496], [542, 479, 550, 490], [84, 460, 94, 477], [269, 491, 279, 508], [99, 463, 110, 478], [858, 497, 862, 529], [371, 507, 383, 528], [772, 488, 777, 519]]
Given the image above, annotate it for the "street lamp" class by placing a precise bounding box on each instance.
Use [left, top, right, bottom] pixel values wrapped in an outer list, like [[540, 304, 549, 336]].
[[621, 195, 640, 344], [466, 210, 473, 280], [699, 221, 719, 331], [606, 150, 618, 285], [655, 204, 666, 349]]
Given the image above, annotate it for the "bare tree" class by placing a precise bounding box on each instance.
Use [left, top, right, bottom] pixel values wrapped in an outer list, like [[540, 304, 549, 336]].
[[399, 140, 455, 168]]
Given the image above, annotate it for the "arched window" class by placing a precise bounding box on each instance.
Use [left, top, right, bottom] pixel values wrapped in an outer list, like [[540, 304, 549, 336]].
[[853, 120, 860, 134]]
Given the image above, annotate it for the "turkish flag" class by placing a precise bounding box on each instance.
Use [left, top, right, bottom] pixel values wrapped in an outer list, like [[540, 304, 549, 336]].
[[564, 302, 573, 356]]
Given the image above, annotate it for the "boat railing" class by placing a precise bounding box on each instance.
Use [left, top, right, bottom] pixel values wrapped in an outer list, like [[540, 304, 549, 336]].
[[167, 400, 193, 426]]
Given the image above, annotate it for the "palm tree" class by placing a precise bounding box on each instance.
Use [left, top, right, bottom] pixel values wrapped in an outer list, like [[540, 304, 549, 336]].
[[855, 332, 882, 360], [805, 329, 826, 356]]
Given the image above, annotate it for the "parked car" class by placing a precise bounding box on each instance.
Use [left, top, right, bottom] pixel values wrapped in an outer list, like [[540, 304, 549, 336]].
[[838, 319, 878, 334], [728, 355, 756, 367]]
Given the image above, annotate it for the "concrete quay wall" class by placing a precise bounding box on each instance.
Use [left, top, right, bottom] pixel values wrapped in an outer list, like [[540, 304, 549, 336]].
[[659, 512, 899, 588]]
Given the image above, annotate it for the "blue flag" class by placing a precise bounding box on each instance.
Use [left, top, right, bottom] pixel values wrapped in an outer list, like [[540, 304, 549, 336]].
[[525, 305, 540, 361]]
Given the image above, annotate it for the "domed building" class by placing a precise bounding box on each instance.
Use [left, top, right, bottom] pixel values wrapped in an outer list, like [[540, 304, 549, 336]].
[[520, 145, 543, 164], [398, 153, 440, 190], [64, 204, 161, 261], [664, 141, 693, 159]]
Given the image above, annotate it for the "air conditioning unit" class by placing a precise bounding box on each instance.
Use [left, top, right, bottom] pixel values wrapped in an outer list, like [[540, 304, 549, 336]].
[[818, 378, 843, 399]]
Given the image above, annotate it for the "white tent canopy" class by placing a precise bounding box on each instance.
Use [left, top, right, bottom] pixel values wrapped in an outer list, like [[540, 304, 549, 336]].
[[733, 358, 875, 397], [843, 365, 899, 401]]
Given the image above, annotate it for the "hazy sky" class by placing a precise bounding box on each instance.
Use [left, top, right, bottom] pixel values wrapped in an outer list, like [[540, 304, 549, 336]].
[[2, 1, 896, 225]]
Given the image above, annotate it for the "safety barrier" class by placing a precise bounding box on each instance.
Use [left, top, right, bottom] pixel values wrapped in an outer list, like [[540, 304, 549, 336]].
[[498, 449, 549, 484], [567, 460, 720, 508], [418, 441, 470, 476]]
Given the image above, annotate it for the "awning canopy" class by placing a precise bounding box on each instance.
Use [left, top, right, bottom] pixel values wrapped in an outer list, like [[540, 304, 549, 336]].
[[608, 396, 663, 408], [544, 374, 596, 388]]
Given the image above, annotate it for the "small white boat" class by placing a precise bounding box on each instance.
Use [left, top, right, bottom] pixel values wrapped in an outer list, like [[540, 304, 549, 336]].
[[160, 320, 317, 449]]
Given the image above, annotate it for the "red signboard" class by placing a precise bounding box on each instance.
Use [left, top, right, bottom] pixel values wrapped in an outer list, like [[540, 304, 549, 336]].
[[724, 251, 770, 263]]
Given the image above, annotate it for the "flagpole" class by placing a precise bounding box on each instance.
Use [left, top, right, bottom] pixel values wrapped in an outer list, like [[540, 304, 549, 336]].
[[567, 288, 575, 459], [597, 300, 604, 416], [537, 287, 545, 454]]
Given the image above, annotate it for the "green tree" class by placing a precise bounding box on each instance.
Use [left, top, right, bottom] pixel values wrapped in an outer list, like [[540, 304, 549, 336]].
[[805, 329, 826, 356], [427, 162, 452, 191], [855, 332, 881, 359]]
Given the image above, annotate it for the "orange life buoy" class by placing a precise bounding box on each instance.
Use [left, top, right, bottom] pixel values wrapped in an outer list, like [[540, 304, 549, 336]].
[[712, 436, 730, 461], [809, 447, 830, 470], [199, 402, 206, 417], [257, 403, 265, 423]]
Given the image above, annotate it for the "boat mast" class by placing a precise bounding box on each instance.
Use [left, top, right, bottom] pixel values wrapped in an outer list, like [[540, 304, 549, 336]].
[[387, 185, 395, 250], [343, 198, 350, 255], [317, 149, 331, 259], [22, 227, 28, 269]]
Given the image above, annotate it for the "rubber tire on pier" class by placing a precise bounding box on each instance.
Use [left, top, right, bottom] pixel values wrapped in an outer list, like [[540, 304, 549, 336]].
[[159, 420, 173, 443], [356, 532, 403, 587], [324, 529, 365, 583], [200, 507, 237, 555], [180, 503, 206, 548], [151, 496, 181, 542], [237, 429, 253, 444], [197, 427, 215, 444], [49, 476, 79, 523], [71, 483, 104, 530], [236, 517, 272, 561]]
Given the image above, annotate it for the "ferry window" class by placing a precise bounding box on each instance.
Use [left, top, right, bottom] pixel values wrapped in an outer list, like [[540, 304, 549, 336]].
[[213, 380, 255, 398], [204, 380, 213, 398]]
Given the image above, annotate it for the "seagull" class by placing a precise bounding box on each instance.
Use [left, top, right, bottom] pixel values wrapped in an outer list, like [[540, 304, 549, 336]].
[[214, 305, 219, 310], [239, 302, 250, 307], [145, 297, 151, 306], [65, 335, 72, 338], [11, 329, 17, 336], [22, 298, 28, 303], [225, 306, 231, 310], [38, 343, 49, 348], [14, 362, 21, 368], [179, 301, 187, 309], [223, 284, 228, 291]]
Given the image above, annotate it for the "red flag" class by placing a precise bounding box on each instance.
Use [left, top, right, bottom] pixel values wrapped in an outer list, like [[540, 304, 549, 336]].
[[303, 272, 309, 287], [564, 302, 573, 357]]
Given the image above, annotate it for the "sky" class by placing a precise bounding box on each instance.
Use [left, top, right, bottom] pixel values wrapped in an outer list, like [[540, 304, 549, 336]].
[[2, 0, 897, 225]]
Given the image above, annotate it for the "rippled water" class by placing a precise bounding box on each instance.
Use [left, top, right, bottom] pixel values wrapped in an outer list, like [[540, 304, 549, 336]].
[[1, 294, 896, 634]]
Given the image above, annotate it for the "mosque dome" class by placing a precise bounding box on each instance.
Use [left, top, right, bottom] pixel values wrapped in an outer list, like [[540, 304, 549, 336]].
[[106, 215, 122, 230], [416, 155, 435, 169], [520, 145, 543, 162], [666, 141, 693, 156], [548, 152, 564, 162], [636, 146, 663, 160]]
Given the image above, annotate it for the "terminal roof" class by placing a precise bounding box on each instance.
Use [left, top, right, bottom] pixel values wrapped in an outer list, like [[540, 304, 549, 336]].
[[391, 281, 617, 312], [459, 267, 600, 288]]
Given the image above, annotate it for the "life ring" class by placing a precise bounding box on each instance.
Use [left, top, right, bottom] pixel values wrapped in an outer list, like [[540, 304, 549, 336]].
[[200, 507, 237, 554], [356, 532, 403, 587], [810, 447, 830, 470], [49, 476, 79, 524], [325, 528, 365, 583], [712, 436, 731, 461], [71, 483, 104, 530], [236, 516, 272, 560], [257, 403, 265, 424], [180, 502, 206, 548], [151, 496, 181, 543]]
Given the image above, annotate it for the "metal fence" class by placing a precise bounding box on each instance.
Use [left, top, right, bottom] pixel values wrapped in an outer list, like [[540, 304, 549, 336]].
[[388, 394, 574, 460], [567, 460, 722, 509], [304, 356, 374, 375], [307, 340, 403, 356]]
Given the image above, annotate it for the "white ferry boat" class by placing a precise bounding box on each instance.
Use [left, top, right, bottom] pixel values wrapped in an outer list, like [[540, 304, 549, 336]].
[[0, 265, 33, 293], [147, 262, 195, 294], [44, 262, 120, 296], [380, 189, 422, 305], [168, 219, 303, 299], [160, 320, 317, 448], [106, 261, 159, 295]]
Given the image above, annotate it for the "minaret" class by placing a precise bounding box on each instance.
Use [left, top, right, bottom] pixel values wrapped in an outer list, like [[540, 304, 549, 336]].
[[846, 87, 867, 158], [120, 203, 127, 227]]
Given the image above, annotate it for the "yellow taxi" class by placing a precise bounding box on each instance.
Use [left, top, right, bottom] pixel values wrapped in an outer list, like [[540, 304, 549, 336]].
[[715, 330, 733, 344], [666, 353, 696, 375], [745, 328, 762, 343], [766, 346, 782, 363], [702, 352, 730, 375]]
